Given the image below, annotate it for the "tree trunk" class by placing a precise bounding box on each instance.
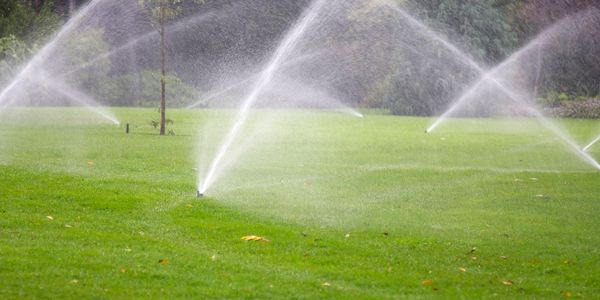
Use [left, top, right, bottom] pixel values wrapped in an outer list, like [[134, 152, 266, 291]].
[[32, 0, 41, 14], [68, 0, 76, 16], [159, 5, 167, 136], [533, 43, 542, 98]]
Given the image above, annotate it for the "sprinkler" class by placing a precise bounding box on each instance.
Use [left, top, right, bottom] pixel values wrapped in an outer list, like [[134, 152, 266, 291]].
[[197, 190, 204, 198]]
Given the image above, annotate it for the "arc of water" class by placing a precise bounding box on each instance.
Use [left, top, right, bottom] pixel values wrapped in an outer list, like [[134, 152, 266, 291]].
[[186, 76, 253, 109], [198, 0, 328, 194], [390, 5, 600, 170], [382, 1, 487, 74], [424, 37, 546, 133], [186, 51, 329, 109], [583, 135, 600, 152], [0, 0, 102, 107], [32, 74, 120, 125], [65, 8, 226, 77], [422, 9, 597, 133]]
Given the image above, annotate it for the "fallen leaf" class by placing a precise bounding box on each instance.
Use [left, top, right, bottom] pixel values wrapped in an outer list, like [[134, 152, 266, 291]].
[[64, 224, 72, 228], [186, 203, 193, 208], [158, 259, 169, 265], [46, 216, 54, 220], [459, 267, 466, 273], [241, 235, 270, 242], [471, 256, 477, 260], [69, 279, 79, 284], [321, 282, 331, 287], [87, 161, 94, 166], [562, 291, 572, 298], [422, 279, 433, 286], [500, 256, 508, 260], [119, 267, 126, 273], [502, 280, 513, 286]]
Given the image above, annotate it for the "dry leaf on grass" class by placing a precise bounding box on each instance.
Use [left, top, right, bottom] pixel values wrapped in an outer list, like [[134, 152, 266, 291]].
[[158, 259, 169, 265], [241, 235, 270, 242], [422, 279, 433, 286], [502, 280, 513, 286]]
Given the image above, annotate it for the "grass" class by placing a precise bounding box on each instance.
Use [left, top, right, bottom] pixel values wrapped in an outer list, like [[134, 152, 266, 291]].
[[1, 107, 599, 299]]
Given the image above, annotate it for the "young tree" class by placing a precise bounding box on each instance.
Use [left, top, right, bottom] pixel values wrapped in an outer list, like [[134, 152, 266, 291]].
[[139, 0, 203, 135]]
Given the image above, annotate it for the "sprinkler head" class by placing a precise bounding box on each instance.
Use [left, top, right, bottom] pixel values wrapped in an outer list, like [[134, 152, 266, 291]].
[[197, 190, 204, 198]]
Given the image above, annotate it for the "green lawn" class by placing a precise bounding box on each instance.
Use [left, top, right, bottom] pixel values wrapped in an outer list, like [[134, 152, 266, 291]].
[[1, 107, 599, 299]]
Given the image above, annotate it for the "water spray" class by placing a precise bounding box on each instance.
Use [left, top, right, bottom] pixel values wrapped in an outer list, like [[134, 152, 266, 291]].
[[583, 135, 600, 152], [197, 0, 327, 194]]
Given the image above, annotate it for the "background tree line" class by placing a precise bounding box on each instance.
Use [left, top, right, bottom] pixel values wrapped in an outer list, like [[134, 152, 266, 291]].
[[0, 0, 598, 118]]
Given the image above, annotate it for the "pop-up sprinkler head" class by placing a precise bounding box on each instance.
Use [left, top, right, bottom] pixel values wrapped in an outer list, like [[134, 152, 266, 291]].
[[197, 190, 204, 198]]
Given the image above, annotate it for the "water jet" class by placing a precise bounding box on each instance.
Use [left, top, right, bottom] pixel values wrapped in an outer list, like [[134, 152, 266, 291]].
[[583, 135, 600, 152], [197, 0, 329, 194]]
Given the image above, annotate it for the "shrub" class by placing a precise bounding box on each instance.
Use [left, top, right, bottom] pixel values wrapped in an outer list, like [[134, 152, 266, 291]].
[[545, 98, 600, 119]]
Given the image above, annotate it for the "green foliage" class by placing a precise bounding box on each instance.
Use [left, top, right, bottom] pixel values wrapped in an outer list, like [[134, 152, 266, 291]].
[[0, 1, 60, 84], [373, 0, 522, 116], [0, 0, 61, 46], [138, 0, 205, 24], [99, 69, 202, 107], [537, 91, 571, 107], [549, 99, 600, 119], [63, 28, 112, 97], [408, 0, 520, 62], [0, 35, 30, 80], [434, 0, 519, 61], [539, 92, 600, 119], [150, 117, 174, 129]]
